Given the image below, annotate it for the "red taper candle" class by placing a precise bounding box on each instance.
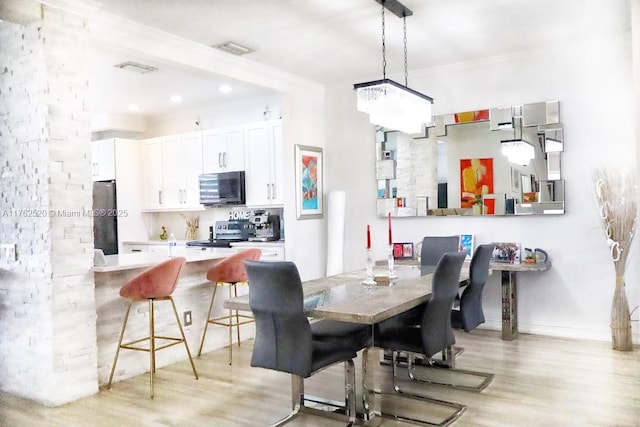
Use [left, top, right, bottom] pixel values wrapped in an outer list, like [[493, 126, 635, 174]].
[[388, 212, 393, 245], [366, 225, 371, 249]]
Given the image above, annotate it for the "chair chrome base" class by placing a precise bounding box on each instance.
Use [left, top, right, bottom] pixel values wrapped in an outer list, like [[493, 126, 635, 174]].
[[268, 359, 356, 427], [374, 351, 466, 427], [408, 347, 494, 392]]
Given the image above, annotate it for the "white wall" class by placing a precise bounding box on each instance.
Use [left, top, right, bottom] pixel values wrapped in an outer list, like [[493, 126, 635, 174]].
[[325, 25, 638, 341]]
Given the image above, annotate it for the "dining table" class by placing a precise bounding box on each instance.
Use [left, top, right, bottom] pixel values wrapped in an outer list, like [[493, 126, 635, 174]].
[[224, 264, 470, 425]]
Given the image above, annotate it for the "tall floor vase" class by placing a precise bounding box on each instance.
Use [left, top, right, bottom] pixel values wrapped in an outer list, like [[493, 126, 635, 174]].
[[611, 276, 633, 351]]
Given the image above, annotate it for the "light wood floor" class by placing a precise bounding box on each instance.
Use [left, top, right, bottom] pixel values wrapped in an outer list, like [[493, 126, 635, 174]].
[[1, 330, 638, 426]]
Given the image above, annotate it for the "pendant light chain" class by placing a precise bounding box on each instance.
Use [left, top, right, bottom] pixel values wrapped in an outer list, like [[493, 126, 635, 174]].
[[381, 3, 387, 79], [403, 15, 408, 86]]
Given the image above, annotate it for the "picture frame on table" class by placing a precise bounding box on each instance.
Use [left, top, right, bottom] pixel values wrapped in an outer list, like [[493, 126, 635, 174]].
[[393, 242, 414, 259], [295, 145, 323, 220], [491, 242, 522, 263], [459, 234, 474, 259]]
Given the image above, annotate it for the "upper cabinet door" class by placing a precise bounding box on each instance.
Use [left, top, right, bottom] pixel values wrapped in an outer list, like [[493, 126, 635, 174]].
[[244, 122, 271, 206], [91, 139, 116, 181], [269, 121, 283, 205], [141, 138, 164, 210], [161, 135, 186, 208], [161, 132, 204, 209], [244, 119, 283, 207], [182, 132, 203, 208], [202, 126, 245, 173]]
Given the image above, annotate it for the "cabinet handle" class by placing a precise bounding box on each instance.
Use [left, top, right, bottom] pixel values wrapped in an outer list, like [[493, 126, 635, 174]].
[[223, 152, 228, 167], [218, 152, 223, 168], [159, 190, 163, 205], [131, 249, 142, 252], [271, 183, 276, 199], [266, 183, 271, 200]]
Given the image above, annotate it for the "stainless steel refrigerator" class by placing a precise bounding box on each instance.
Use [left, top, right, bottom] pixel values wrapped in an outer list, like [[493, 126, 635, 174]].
[[93, 180, 118, 255]]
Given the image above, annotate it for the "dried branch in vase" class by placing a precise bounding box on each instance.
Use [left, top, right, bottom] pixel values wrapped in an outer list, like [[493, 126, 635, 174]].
[[594, 168, 637, 276], [594, 167, 637, 351], [181, 214, 200, 240]]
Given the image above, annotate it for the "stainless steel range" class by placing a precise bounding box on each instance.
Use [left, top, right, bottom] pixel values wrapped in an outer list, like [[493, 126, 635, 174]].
[[186, 220, 255, 248]]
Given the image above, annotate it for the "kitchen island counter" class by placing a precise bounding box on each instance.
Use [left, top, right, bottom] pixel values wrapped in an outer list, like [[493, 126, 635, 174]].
[[94, 246, 243, 386], [93, 247, 237, 273]]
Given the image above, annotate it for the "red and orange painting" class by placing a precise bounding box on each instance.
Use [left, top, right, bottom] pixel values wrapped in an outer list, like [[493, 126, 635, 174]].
[[460, 158, 494, 212]]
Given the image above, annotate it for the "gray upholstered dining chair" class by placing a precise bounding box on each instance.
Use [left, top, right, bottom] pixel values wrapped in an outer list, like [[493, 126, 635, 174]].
[[433, 242, 496, 392], [452, 243, 495, 332], [244, 260, 369, 427], [420, 235, 461, 276], [374, 251, 467, 427]]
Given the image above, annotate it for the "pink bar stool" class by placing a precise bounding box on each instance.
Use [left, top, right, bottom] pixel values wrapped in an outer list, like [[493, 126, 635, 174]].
[[197, 248, 262, 364], [107, 257, 198, 397]]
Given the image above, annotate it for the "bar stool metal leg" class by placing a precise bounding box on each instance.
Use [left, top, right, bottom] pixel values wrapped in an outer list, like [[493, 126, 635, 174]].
[[107, 300, 133, 389], [228, 283, 233, 365], [149, 298, 155, 398], [198, 284, 218, 357], [169, 297, 199, 380]]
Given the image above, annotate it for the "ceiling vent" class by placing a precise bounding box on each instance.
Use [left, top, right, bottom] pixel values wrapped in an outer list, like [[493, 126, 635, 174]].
[[213, 41, 254, 56], [114, 61, 158, 74]]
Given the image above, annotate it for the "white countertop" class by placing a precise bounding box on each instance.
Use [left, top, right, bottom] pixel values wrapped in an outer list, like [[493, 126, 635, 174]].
[[231, 240, 284, 247], [122, 240, 285, 247], [122, 240, 190, 246], [93, 247, 236, 272]]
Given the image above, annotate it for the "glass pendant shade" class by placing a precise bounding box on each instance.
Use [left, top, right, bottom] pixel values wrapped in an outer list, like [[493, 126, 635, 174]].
[[501, 139, 535, 166], [355, 79, 433, 134]]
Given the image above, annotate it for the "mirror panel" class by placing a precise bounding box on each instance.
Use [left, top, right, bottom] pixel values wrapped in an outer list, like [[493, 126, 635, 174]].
[[376, 100, 565, 217]]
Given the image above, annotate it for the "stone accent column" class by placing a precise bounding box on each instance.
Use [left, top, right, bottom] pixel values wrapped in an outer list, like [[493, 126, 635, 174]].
[[0, 4, 97, 406]]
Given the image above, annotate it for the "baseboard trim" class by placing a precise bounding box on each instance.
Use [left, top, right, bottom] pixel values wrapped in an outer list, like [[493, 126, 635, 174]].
[[479, 320, 640, 343]]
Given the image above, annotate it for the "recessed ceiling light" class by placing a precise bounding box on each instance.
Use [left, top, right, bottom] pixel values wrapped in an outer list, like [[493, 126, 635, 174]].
[[213, 41, 253, 56], [219, 84, 232, 94], [114, 61, 158, 74], [128, 104, 140, 112], [169, 95, 183, 103]]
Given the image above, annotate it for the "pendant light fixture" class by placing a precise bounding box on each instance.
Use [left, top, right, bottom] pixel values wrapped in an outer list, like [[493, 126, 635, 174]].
[[354, 0, 433, 134], [501, 116, 535, 165]]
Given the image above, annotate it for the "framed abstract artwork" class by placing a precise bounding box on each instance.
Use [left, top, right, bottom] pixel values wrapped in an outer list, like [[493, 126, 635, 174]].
[[460, 158, 494, 209], [295, 145, 323, 219]]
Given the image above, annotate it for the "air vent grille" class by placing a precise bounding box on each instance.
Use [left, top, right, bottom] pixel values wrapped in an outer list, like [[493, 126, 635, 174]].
[[213, 41, 254, 56], [114, 61, 158, 74]]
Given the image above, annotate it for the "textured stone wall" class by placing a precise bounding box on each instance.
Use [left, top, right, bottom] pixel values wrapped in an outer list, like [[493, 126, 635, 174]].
[[0, 5, 97, 406]]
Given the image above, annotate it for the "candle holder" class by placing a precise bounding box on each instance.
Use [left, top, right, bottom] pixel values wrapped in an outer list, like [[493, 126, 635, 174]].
[[362, 248, 376, 287], [387, 244, 398, 279]]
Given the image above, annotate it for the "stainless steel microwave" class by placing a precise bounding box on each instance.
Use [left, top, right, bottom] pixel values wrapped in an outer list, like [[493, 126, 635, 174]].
[[198, 171, 246, 206]]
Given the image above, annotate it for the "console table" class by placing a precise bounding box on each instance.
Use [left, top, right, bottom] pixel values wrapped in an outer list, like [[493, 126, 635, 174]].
[[493, 261, 551, 340], [378, 258, 552, 340]]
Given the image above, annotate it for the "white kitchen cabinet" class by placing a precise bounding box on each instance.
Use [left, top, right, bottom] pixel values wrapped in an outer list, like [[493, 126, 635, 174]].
[[113, 138, 148, 253], [162, 132, 203, 209], [141, 132, 203, 211], [141, 138, 164, 210], [202, 126, 244, 173], [231, 241, 285, 261], [122, 243, 148, 253], [91, 138, 116, 181], [244, 119, 283, 206]]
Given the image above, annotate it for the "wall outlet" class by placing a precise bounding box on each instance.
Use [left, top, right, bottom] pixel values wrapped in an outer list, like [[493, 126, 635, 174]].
[[183, 310, 192, 326], [0, 244, 17, 262]]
